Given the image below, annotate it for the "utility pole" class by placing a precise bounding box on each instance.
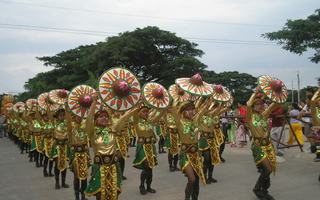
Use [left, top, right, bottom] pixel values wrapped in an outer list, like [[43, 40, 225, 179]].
[[297, 70, 300, 103], [291, 80, 294, 103]]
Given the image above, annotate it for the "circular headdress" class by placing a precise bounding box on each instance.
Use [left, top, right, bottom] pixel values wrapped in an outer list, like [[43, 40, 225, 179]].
[[143, 82, 170, 110], [68, 85, 96, 118], [49, 89, 69, 105], [175, 73, 214, 97], [168, 84, 199, 102], [211, 84, 231, 102], [26, 98, 38, 112], [258, 75, 288, 104], [98, 67, 141, 112], [169, 84, 189, 102], [37, 92, 59, 111], [13, 102, 26, 113], [224, 97, 234, 108]]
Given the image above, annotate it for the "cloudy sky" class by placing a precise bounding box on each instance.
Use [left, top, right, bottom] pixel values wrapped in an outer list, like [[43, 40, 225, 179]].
[[0, 0, 319, 96]]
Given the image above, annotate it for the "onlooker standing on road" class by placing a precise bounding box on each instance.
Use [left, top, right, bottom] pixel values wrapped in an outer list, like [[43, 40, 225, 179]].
[[236, 119, 246, 148], [298, 95, 315, 153], [270, 105, 286, 156], [287, 103, 303, 147]]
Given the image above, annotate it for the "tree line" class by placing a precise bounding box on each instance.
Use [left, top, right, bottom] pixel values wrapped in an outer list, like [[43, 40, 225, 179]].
[[5, 12, 320, 107]]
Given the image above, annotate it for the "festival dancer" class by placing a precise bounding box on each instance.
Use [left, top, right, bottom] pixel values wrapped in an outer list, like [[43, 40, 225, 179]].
[[27, 109, 44, 168], [132, 103, 163, 195], [163, 106, 181, 172], [68, 114, 91, 200], [84, 91, 137, 200], [310, 88, 320, 164], [247, 85, 278, 200], [156, 116, 167, 154], [39, 109, 55, 177], [19, 111, 29, 154], [49, 106, 71, 189], [113, 111, 130, 180], [171, 96, 209, 200], [198, 98, 226, 184]]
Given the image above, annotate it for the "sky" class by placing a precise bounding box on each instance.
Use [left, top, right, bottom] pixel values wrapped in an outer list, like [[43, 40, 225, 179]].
[[0, 0, 319, 96]]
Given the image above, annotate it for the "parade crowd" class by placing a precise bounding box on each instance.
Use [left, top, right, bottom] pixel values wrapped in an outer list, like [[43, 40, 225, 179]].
[[0, 69, 319, 200]]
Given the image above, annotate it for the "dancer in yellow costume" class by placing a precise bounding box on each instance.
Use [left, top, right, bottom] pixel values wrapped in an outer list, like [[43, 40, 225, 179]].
[[84, 92, 137, 200], [49, 107, 71, 190], [198, 98, 227, 184], [132, 103, 163, 195], [171, 96, 209, 200], [68, 115, 91, 200], [247, 85, 278, 200]]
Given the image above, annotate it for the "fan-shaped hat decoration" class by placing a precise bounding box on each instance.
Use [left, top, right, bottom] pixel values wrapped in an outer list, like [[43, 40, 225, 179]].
[[13, 102, 26, 113], [68, 85, 96, 118], [49, 89, 69, 105], [26, 98, 38, 112], [258, 75, 288, 104], [143, 82, 170, 110], [98, 67, 141, 112], [175, 73, 214, 97], [169, 84, 189, 102], [38, 92, 59, 111], [211, 84, 231, 102], [168, 84, 199, 102], [224, 97, 234, 108]]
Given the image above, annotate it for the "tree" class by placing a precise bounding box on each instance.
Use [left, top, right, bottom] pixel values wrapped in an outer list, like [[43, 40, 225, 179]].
[[262, 9, 320, 64], [19, 26, 207, 100], [85, 26, 207, 87]]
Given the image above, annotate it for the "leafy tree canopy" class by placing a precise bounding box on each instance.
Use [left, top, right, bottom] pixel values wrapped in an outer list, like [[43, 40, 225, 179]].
[[262, 9, 320, 64], [19, 26, 207, 102]]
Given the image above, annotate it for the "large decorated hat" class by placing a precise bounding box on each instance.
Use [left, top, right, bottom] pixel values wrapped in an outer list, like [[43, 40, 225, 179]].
[[168, 84, 199, 102], [37, 92, 59, 111], [175, 73, 214, 97], [26, 99, 38, 112], [98, 67, 141, 112], [143, 82, 170, 110], [169, 84, 189, 102], [13, 102, 26, 113], [49, 89, 69, 105], [258, 75, 288, 104], [211, 84, 231, 102], [224, 97, 234, 108], [68, 85, 96, 118]]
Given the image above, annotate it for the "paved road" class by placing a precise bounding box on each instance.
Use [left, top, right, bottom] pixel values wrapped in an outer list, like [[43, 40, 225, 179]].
[[0, 133, 319, 200]]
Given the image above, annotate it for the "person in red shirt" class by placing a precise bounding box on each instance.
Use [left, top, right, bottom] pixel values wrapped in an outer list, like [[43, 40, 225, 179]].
[[237, 101, 247, 125], [270, 105, 286, 156]]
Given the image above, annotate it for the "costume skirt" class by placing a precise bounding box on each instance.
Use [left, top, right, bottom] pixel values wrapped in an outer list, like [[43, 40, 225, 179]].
[[50, 144, 71, 171], [180, 151, 206, 186], [251, 142, 276, 175], [85, 163, 121, 199], [132, 143, 157, 169], [116, 135, 128, 159], [199, 138, 220, 165], [163, 131, 180, 155], [70, 150, 91, 180]]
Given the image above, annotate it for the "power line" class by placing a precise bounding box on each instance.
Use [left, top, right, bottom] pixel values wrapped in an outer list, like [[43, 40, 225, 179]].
[[0, 0, 282, 28], [0, 23, 276, 45]]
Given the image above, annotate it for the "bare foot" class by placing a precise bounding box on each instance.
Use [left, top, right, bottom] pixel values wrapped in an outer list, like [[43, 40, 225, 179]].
[[238, 146, 244, 148]]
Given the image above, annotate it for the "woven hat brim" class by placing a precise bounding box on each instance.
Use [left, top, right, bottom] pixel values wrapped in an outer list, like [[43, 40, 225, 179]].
[[143, 82, 170, 110], [68, 85, 96, 119], [49, 89, 69, 105], [98, 67, 141, 112], [175, 78, 214, 97], [258, 75, 288, 104]]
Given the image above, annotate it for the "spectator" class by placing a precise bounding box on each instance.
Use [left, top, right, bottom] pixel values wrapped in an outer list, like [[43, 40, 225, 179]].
[[270, 105, 286, 156]]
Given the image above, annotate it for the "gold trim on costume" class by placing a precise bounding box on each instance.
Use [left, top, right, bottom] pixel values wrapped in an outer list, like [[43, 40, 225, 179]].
[[57, 145, 68, 171]]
